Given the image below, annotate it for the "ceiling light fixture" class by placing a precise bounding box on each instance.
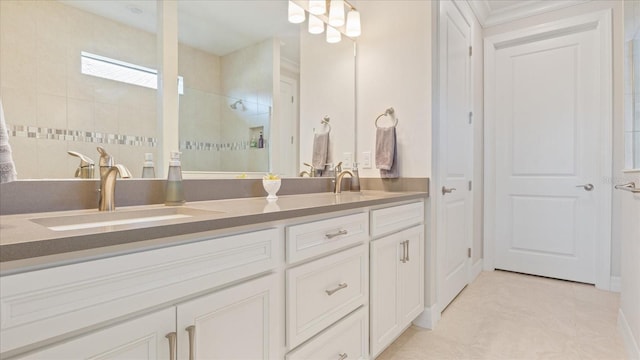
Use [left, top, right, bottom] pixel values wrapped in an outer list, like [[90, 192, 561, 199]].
[[308, 15, 325, 34], [288, 1, 305, 23], [345, 8, 361, 37], [328, 0, 345, 27], [308, 0, 326, 15], [287, 0, 362, 43], [326, 26, 342, 44]]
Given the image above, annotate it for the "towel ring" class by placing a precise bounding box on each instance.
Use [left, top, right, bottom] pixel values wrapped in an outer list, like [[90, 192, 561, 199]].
[[318, 115, 331, 133], [375, 107, 398, 128]]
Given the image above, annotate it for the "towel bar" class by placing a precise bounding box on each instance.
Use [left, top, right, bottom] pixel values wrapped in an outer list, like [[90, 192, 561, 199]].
[[375, 107, 398, 128]]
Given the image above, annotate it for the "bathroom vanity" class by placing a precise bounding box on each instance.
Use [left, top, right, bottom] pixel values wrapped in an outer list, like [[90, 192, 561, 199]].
[[0, 191, 427, 359]]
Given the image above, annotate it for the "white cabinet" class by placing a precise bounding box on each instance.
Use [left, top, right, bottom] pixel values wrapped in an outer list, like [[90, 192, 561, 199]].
[[15, 308, 176, 360], [286, 306, 369, 360], [370, 225, 424, 358], [14, 274, 280, 360], [286, 245, 368, 349], [176, 274, 281, 360]]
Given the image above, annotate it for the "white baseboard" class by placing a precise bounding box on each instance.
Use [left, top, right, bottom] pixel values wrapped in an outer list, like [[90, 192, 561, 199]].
[[412, 304, 441, 330], [470, 259, 483, 282], [618, 308, 640, 359], [610, 276, 621, 293]]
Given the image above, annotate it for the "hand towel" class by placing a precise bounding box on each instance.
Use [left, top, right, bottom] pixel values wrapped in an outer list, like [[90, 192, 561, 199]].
[[0, 99, 17, 183], [376, 127, 399, 178], [312, 131, 329, 169], [376, 126, 395, 170]]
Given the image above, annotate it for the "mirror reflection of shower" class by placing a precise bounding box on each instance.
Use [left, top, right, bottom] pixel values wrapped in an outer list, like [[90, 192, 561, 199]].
[[230, 99, 246, 111]]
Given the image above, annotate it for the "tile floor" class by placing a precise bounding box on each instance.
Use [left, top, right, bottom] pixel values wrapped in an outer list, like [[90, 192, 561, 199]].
[[377, 270, 627, 360]]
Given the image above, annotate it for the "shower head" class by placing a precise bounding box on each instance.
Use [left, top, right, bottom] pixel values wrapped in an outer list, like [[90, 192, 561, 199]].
[[230, 99, 244, 110]]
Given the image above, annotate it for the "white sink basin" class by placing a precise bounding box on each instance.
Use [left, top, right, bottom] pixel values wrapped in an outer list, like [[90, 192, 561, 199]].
[[31, 207, 222, 231]]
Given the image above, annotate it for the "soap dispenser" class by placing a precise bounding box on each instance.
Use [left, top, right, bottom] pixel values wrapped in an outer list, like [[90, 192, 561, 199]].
[[141, 153, 156, 178], [165, 152, 186, 206], [351, 162, 361, 192]]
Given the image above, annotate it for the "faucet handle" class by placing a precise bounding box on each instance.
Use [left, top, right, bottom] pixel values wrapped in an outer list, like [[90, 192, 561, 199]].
[[68, 151, 94, 167], [97, 146, 114, 167]]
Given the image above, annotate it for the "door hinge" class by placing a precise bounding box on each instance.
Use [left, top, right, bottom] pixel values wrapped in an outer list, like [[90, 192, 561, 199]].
[[468, 248, 471, 258], [468, 181, 472, 191], [469, 46, 472, 57], [468, 111, 473, 124]]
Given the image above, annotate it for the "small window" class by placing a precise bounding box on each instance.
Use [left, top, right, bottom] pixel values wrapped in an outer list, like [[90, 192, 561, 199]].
[[81, 51, 184, 95]]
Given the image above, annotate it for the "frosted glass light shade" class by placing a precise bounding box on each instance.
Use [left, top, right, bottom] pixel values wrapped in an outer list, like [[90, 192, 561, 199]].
[[308, 15, 324, 34], [309, 0, 326, 15], [288, 1, 305, 23], [326, 26, 342, 43], [346, 9, 361, 37], [328, 0, 345, 27]]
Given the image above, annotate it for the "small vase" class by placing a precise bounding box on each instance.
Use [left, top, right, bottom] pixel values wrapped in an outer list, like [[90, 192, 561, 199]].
[[262, 179, 281, 200]]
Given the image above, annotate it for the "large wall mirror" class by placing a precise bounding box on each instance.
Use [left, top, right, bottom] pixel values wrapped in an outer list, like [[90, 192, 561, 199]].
[[0, 0, 356, 179]]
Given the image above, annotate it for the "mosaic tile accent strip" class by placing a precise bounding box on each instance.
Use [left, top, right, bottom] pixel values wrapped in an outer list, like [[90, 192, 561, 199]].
[[181, 140, 268, 151], [9, 125, 157, 147]]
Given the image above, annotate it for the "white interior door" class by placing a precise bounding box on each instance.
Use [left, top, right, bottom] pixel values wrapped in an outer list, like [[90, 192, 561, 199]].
[[437, 0, 473, 312], [492, 16, 608, 283], [275, 76, 298, 176]]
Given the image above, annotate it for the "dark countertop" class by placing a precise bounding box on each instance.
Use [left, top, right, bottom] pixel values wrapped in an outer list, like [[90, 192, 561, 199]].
[[0, 190, 427, 273]]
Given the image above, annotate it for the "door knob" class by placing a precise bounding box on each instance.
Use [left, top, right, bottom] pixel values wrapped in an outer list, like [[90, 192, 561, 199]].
[[576, 184, 594, 191], [442, 186, 457, 195]]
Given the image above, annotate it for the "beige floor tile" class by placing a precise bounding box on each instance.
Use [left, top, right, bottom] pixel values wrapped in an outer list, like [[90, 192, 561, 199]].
[[377, 271, 627, 360]]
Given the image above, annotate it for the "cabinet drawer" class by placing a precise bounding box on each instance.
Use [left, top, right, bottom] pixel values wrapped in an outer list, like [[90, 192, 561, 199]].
[[371, 201, 424, 237], [0, 228, 279, 355], [286, 306, 369, 360], [286, 245, 368, 349], [286, 212, 368, 264]]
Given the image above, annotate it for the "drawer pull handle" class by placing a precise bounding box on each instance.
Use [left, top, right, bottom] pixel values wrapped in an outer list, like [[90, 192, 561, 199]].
[[186, 325, 196, 360], [338, 353, 348, 360], [165, 332, 177, 360], [325, 229, 348, 239], [326, 282, 348, 295], [405, 239, 410, 262], [400, 240, 407, 263]]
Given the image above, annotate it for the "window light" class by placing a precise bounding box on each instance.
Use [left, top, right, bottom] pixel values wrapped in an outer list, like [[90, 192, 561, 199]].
[[81, 51, 184, 95]]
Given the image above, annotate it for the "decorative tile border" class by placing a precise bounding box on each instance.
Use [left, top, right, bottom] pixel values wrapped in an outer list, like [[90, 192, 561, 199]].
[[9, 125, 157, 147], [180, 140, 268, 151]]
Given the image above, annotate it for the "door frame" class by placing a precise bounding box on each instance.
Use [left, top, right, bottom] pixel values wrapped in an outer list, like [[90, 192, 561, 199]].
[[434, 0, 476, 315], [483, 9, 613, 290]]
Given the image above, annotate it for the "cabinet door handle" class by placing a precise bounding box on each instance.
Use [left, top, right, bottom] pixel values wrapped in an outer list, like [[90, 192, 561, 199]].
[[165, 332, 177, 360], [186, 325, 196, 360], [325, 282, 348, 295], [325, 229, 348, 239], [405, 239, 410, 262], [338, 353, 348, 360], [400, 240, 408, 263]]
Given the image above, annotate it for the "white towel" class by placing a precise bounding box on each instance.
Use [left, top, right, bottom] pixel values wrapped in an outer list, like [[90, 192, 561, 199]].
[[376, 127, 399, 179], [312, 132, 329, 169], [0, 99, 17, 183]]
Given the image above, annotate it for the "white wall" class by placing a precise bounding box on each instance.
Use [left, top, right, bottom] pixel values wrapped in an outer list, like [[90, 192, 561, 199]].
[[483, 0, 625, 285], [299, 30, 355, 172], [356, 0, 435, 311], [619, 1, 640, 357], [356, 1, 432, 179]]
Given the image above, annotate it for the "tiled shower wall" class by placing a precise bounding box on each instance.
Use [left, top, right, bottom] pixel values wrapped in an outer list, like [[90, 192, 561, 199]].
[[0, 0, 158, 179]]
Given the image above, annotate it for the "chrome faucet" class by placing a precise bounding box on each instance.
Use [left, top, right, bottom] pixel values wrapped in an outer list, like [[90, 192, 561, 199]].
[[334, 170, 353, 194], [97, 147, 132, 211]]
